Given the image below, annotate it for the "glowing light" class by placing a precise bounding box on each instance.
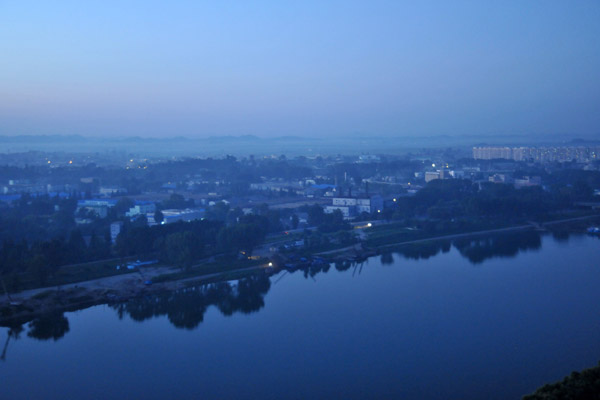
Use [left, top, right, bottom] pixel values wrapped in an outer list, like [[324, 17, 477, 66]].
[[47, 160, 51, 164], [268, 262, 273, 267], [432, 163, 436, 167], [377, 210, 381, 213], [393, 198, 397, 202], [367, 223, 372, 227]]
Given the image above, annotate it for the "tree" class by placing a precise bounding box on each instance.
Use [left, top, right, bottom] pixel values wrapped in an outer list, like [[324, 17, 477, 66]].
[[335, 230, 354, 245], [266, 209, 283, 233], [114, 197, 134, 216], [291, 214, 299, 229], [226, 207, 244, 226], [163, 231, 201, 270], [41, 238, 67, 276], [205, 201, 230, 222], [162, 193, 192, 209], [67, 230, 87, 263], [307, 204, 324, 226], [154, 210, 164, 224], [131, 214, 148, 228], [89, 232, 111, 260], [216, 215, 268, 255]]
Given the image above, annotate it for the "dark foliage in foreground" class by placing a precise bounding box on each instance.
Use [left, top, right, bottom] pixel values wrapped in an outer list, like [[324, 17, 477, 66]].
[[523, 362, 600, 399]]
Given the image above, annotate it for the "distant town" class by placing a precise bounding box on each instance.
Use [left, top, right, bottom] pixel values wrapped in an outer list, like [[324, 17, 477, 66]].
[[0, 140, 599, 300]]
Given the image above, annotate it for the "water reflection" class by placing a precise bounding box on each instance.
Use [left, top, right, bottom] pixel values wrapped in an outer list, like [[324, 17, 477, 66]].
[[0, 231, 583, 344], [375, 231, 541, 264], [27, 312, 70, 341], [452, 231, 542, 264], [1, 324, 23, 361], [1, 313, 70, 362], [394, 240, 452, 261], [112, 231, 547, 330], [380, 252, 394, 266], [551, 230, 570, 242], [110, 272, 271, 330]]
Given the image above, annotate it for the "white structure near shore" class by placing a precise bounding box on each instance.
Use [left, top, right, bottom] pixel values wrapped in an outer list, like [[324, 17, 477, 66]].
[[325, 194, 383, 218]]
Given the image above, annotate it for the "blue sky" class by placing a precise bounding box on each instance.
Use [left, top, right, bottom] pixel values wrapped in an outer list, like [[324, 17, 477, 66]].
[[0, 0, 599, 138]]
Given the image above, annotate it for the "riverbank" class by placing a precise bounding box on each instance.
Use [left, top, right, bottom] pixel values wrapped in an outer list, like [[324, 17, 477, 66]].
[[317, 214, 600, 261], [0, 264, 270, 326], [2, 213, 599, 327]]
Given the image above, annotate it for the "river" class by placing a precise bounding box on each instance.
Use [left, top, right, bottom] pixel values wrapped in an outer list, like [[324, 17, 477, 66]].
[[2, 231, 599, 399]]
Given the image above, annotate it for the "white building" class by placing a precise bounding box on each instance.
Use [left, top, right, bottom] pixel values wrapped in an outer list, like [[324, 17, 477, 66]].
[[77, 199, 118, 218], [425, 172, 440, 183], [160, 208, 205, 224], [126, 201, 156, 217], [326, 195, 384, 218]]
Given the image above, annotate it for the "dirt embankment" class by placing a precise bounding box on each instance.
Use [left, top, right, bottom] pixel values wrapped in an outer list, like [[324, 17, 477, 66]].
[[1, 266, 173, 325], [0, 264, 268, 326]]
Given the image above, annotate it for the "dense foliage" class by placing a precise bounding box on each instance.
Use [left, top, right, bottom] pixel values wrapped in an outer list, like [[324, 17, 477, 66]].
[[388, 178, 598, 222], [523, 362, 600, 399]]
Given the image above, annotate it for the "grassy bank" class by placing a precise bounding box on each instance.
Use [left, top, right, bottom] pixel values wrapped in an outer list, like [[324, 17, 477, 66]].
[[7, 258, 140, 293], [152, 258, 264, 283], [366, 212, 600, 248]]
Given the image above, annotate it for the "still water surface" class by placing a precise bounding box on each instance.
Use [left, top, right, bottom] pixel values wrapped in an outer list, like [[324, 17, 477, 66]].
[[2, 232, 600, 399]]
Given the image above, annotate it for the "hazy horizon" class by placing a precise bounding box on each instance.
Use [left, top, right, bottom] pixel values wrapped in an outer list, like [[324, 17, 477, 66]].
[[1, 1, 599, 138]]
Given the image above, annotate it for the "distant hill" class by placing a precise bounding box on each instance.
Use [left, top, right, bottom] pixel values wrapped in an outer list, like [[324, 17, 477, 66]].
[[206, 135, 261, 143]]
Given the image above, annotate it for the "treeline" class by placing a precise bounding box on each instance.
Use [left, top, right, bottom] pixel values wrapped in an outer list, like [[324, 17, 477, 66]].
[[115, 214, 269, 269], [0, 230, 111, 286], [0, 209, 273, 289], [0, 194, 78, 242], [386, 177, 598, 222], [304, 205, 351, 233]]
